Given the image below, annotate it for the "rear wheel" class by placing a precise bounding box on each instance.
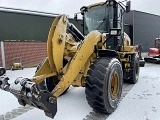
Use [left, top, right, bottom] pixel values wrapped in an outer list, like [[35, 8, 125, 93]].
[[124, 54, 140, 84], [85, 57, 123, 113]]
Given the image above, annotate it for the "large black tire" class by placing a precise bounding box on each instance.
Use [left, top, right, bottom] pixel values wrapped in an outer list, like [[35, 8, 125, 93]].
[[85, 57, 123, 114], [124, 54, 140, 84], [35, 59, 69, 94]]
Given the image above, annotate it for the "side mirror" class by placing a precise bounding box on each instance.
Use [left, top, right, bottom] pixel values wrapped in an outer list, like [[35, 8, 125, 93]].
[[126, 1, 131, 13], [109, 28, 121, 36], [74, 13, 78, 20]]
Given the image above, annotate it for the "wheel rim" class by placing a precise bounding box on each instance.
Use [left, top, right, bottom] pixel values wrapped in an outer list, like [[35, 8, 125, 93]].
[[110, 71, 119, 100]]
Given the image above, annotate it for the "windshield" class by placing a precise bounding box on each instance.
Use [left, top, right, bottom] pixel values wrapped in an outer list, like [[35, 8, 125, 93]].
[[83, 2, 114, 35]]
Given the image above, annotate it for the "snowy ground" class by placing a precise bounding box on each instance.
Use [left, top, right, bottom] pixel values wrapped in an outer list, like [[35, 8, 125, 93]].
[[0, 68, 35, 116], [0, 62, 160, 120]]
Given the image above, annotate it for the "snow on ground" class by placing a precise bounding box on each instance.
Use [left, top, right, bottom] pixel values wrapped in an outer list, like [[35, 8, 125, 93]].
[[107, 63, 160, 120], [0, 68, 36, 115], [1, 63, 160, 120], [12, 87, 92, 120], [0, 90, 21, 115]]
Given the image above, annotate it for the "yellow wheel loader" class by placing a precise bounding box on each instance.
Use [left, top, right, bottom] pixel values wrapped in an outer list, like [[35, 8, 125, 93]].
[[0, 0, 144, 119]]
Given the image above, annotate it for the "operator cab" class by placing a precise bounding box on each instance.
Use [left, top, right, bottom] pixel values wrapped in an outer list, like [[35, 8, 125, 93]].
[[79, 0, 130, 50]]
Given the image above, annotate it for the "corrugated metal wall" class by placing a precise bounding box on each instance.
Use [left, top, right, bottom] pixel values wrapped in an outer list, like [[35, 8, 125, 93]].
[[124, 10, 160, 52], [0, 10, 83, 41], [0, 11, 52, 41], [133, 11, 160, 51]]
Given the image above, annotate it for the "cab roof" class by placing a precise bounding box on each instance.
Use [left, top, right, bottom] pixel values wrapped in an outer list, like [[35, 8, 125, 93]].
[[83, 2, 106, 9]]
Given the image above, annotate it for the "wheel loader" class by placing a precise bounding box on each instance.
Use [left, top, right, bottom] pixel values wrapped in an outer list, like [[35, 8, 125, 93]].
[[0, 0, 144, 119]]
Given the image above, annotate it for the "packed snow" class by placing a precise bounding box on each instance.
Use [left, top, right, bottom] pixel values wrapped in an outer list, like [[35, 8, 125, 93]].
[[0, 63, 160, 120]]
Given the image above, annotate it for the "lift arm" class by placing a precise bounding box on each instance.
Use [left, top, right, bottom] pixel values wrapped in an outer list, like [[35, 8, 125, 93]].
[[0, 15, 102, 119]]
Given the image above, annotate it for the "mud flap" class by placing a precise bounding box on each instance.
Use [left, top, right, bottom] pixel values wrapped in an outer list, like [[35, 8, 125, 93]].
[[0, 77, 57, 119]]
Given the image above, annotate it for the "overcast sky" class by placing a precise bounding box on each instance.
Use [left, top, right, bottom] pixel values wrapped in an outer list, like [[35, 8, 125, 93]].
[[0, 0, 159, 18]]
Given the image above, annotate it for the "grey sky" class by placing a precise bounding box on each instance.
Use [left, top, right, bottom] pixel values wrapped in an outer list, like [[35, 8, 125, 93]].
[[0, 0, 159, 18]]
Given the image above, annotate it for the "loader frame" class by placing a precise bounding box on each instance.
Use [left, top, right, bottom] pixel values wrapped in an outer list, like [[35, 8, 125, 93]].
[[0, 0, 142, 119]]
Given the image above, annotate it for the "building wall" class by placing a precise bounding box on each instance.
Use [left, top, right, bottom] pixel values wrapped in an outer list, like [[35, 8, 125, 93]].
[[133, 11, 160, 51], [0, 10, 157, 70], [124, 11, 134, 25], [124, 11, 134, 44], [0, 11, 52, 41], [0, 41, 47, 69], [124, 10, 160, 52], [0, 10, 83, 41], [0, 10, 82, 69]]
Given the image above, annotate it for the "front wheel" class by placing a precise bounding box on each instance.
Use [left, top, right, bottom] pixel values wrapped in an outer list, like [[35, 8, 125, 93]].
[[85, 57, 123, 113], [35, 59, 69, 95]]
